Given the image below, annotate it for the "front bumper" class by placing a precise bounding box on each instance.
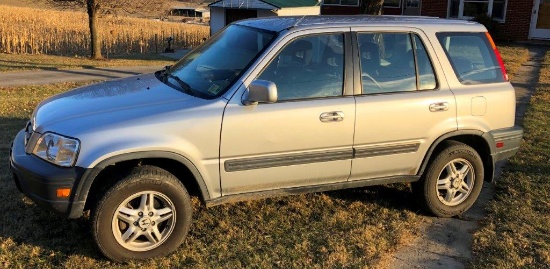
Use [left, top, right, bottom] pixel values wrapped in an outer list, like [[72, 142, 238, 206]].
[[10, 129, 88, 218]]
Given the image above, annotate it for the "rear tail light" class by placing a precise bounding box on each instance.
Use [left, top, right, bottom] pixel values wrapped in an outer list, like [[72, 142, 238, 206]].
[[485, 32, 509, 81]]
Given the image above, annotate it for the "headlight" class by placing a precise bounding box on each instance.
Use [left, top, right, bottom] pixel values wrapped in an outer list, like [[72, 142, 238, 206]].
[[32, 133, 80, 167]]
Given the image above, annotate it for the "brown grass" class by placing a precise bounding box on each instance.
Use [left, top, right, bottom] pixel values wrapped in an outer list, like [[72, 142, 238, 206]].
[[0, 5, 208, 56], [498, 44, 531, 80], [0, 82, 422, 267], [0, 0, 50, 8], [471, 50, 550, 268], [0, 53, 176, 72]]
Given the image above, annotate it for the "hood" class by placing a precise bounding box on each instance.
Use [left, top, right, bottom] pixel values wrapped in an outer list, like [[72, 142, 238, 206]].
[[32, 73, 201, 134]]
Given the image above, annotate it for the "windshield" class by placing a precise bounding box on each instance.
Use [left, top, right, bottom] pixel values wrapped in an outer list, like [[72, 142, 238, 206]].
[[163, 25, 277, 99]]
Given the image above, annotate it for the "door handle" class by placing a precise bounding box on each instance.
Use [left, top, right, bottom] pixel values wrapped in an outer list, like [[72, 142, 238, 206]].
[[320, 111, 344, 122], [429, 102, 449, 112]]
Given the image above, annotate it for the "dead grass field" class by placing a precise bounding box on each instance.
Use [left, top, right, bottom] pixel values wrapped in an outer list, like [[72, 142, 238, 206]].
[[0, 5, 208, 56], [0, 45, 531, 267], [498, 44, 531, 80], [0, 53, 176, 72], [471, 50, 550, 268], [0, 0, 50, 8]]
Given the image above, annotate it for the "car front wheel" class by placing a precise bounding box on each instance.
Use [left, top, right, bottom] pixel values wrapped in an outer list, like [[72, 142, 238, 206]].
[[91, 166, 192, 262]]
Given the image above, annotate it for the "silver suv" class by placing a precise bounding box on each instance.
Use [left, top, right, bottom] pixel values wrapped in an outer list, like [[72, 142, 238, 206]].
[[10, 16, 523, 261]]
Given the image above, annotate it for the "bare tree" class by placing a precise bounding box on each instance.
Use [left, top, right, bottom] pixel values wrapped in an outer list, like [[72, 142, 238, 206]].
[[51, 0, 169, 59], [360, 0, 384, 15]]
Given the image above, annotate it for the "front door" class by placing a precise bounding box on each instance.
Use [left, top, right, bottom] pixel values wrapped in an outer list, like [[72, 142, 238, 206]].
[[530, 0, 550, 39], [220, 31, 355, 195], [402, 0, 421, 15]]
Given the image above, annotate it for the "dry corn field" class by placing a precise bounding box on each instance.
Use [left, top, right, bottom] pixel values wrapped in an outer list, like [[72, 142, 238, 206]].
[[0, 5, 209, 56]]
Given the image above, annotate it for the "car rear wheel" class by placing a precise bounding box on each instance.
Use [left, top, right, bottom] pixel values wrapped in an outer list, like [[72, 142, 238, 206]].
[[91, 166, 192, 262], [413, 141, 484, 217]]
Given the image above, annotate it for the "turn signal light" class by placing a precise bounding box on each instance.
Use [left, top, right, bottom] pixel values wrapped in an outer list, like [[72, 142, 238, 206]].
[[57, 188, 71, 198]]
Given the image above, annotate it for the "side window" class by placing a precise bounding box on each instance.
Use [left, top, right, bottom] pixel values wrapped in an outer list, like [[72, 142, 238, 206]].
[[437, 32, 505, 84], [358, 32, 437, 94], [257, 34, 344, 101]]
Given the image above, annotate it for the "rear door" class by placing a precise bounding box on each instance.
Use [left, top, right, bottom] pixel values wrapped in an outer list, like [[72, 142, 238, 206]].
[[349, 28, 457, 180], [436, 32, 516, 132]]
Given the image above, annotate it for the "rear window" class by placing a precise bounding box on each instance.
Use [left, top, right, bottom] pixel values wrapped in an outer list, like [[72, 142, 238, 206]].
[[437, 32, 506, 85]]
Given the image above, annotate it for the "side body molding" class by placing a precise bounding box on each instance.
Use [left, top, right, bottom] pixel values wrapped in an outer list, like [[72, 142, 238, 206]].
[[68, 151, 210, 218]]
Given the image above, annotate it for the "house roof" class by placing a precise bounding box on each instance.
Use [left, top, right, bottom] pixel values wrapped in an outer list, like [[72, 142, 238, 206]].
[[209, 0, 320, 10], [171, 6, 198, 10]]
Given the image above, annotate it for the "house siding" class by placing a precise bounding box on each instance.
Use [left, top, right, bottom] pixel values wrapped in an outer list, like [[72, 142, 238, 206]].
[[421, 0, 447, 18], [210, 7, 226, 35], [320, 5, 361, 15], [499, 0, 533, 40], [276, 6, 320, 16], [420, 0, 533, 41], [383, 7, 402, 15], [257, 9, 277, 17], [209, 1, 320, 35], [317, 0, 537, 40]]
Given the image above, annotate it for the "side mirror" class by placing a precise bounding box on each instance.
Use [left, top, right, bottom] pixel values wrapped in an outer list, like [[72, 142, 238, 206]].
[[243, 80, 278, 105]]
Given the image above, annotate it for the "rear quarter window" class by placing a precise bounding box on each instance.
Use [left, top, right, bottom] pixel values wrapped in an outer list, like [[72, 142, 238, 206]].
[[437, 32, 505, 85]]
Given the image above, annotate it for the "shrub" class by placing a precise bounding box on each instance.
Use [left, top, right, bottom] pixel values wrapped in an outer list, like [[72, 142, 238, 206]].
[[470, 13, 502, 40]]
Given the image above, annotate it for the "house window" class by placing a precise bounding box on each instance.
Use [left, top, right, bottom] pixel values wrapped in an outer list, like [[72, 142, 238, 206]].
[[323, 0, 360, 6], [449, 0, 507, 21], [384, 0, 401, 8]]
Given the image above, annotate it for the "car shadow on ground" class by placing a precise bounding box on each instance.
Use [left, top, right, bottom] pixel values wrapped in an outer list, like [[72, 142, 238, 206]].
[[326, 183, 424, 213]]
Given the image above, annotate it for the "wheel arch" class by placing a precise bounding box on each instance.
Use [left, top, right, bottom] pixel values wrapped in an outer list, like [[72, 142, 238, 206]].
[[419, 130, 495, 183], [72, 151, 211, 216]]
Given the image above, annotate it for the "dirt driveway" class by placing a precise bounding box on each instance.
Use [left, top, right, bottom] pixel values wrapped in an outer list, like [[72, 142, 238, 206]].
[[384, 45, 548, 269]]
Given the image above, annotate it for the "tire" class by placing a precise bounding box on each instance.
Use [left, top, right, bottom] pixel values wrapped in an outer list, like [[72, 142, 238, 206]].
[[91, 166, 192, 262], [413, 141, 484, 217]]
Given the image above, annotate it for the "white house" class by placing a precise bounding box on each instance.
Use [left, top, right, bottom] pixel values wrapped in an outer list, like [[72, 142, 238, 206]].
[[209, 0, 321, 35]]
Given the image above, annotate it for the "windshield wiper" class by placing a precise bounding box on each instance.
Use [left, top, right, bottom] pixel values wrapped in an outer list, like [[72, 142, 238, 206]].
[[162, 67, 197, 96]]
